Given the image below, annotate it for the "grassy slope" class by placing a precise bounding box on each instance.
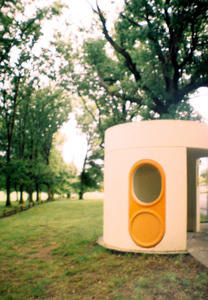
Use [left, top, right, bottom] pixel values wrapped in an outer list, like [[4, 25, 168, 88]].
[[0, 198, 208, 300]]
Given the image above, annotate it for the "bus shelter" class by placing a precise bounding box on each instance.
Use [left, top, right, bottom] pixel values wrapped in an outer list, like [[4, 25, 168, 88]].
[[98, 120, 208, 253]]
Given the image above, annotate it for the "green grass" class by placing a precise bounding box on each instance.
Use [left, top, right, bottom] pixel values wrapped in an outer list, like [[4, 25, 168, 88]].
[[201, 214, 208, 223], [0, 198, 208, 299]]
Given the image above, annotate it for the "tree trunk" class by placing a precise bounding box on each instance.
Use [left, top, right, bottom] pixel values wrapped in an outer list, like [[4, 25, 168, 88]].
[[36, 183, 40, 202], [14, 184, 19, 202], [6, 175, 11, 206], [6, 144, 12, 207], [19, 182, 24, 204], [79, 190, 84, 200], [5, 76, 20, 207], [28, 188, 33, 203], [47, 185, 52, 200]]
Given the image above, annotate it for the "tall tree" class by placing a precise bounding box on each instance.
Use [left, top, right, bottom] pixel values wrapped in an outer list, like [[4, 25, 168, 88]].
[[83, 0, 208, 119], [0, 0, 64, 206], [28, 87, 71, 200], [75, 99, 104, 199]]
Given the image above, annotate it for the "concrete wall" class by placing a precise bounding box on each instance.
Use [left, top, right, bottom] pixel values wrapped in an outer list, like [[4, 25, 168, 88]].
[[102, 120, 208, 253]]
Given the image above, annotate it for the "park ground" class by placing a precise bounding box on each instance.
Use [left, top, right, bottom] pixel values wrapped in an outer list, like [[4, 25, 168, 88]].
[[0, 197, 208, 299]]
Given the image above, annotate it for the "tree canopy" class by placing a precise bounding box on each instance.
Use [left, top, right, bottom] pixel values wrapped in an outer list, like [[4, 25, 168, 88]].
[[51, 0, 208, 197], [82, 0, 208, 119]]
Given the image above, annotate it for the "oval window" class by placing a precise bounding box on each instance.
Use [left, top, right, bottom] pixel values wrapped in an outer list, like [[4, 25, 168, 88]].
[[133, 163, 162, 203]]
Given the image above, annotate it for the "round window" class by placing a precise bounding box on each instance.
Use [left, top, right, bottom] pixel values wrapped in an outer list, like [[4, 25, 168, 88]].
[[133, 163, 162, 203]]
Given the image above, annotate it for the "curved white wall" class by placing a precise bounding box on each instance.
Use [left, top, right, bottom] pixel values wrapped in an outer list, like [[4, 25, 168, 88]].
[[100, 120, 208, 253]]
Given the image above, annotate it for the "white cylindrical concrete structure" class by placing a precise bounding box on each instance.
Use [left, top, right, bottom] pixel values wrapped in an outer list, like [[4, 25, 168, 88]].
[[99, 120, 208, 253]]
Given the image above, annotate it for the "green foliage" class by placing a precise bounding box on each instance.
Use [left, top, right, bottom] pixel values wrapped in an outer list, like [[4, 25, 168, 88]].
[[73, 99, 104, 198], [199, 169, 208, 185], [46, 145, 78, 196], [0, 0, 72, 205], [78, 162, 103, 191], [74, 0, 208, 120]]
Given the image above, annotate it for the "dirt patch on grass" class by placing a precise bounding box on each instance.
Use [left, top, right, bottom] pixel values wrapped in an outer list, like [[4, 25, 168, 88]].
[[29, 243, 57, 260], [15, 240, 59, 262]]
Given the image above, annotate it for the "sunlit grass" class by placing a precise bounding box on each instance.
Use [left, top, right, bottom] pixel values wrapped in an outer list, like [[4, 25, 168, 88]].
[[0, 198, 207, 299]]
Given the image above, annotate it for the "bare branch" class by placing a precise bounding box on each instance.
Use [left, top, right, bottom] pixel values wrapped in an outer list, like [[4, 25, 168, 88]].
[[85, 0, 98, 14]]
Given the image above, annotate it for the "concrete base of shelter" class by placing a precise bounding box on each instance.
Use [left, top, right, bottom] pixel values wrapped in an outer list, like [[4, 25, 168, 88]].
[[187, 223, 208, 268], [97, 237, 188, 255]]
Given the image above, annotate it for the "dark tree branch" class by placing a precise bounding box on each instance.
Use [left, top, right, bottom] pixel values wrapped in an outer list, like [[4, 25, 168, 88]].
[[96, 69, 143, 105], [87, 1, 166, 113], [85, 0, 97, 13], [178, 80, 208, 102], [77, 86, 105, 148], [120, 13, 142, 28], [77, 90, 97, 123], [164, 1, 180, 91], [95, 3, 142, 82]]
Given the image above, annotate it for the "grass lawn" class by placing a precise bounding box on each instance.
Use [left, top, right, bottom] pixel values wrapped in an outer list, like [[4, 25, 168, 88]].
[[201, 214, 208, 223], [0, 198, 208, 300]]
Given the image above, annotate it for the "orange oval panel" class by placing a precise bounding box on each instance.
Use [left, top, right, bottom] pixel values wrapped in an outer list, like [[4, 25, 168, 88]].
[[129, 159, 165, 248]]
